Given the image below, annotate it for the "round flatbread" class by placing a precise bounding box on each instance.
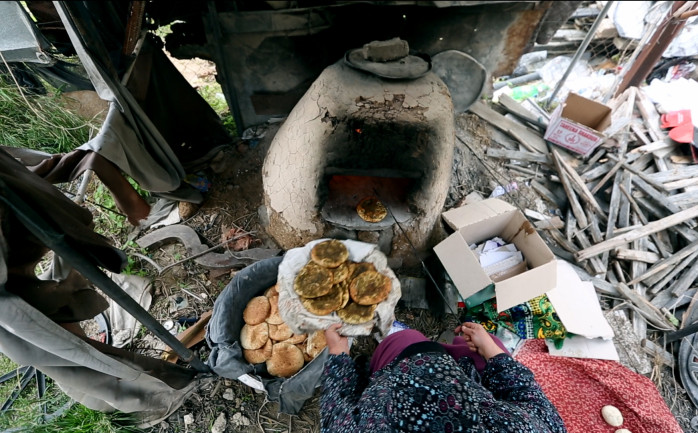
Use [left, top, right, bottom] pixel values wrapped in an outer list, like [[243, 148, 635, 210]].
[[243, 338, 272, 364], [264, 284, 278, 297], [356, 197, 387, 223], [294, 262, 333, 298], [331, 262, 351, 284], [285, 333, 307, 345], [350, 261, 377, 280], [306, 330, 327, 359], [337, 280, 351, 309], [266, 294, 284, 325], [296, 342, 313, 363], [269, 322, 293, 341], [310, 240, 349, 268], [243, 296, 271, 325], [267, 342, 305, 378], [350, 270, 391, 305], [240, 322, 269, 350], [337, 301, 377, 324], [301, 284, 344, 316]]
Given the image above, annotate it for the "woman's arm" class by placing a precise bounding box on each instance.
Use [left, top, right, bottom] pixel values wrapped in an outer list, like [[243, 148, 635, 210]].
[[320, 353, 364, 431], [482, 354, 566, 432]]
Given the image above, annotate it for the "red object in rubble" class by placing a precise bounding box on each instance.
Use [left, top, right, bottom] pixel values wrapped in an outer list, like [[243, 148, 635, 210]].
[[660, 109, 691, 129]]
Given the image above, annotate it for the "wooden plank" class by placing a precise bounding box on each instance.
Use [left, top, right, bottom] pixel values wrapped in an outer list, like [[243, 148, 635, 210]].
[[498, 94, 549, 129], [575, 229, 607, 276], [635, 88, 665, 142], [644, 165, 698, 184], [590, 158, 625, 195], [664, 177, 698, 191], [629, 139, 678, 156], [486, 147, 551, 164], [663, 288, 697, 311], [618, 183, 671, 259], [618, 170, 632, 229], [669, 259, 698, 297], [606, 153, 665, 190], [670, 189, 698, 210], [650, 251, 698, 294], [641, 339, 674, 367], [557, 166, 589, 228], [631, 176, 683, 215], [534, 216, 565, 230], [575, 205, 698, 261], [568, 262, 619, 296], [469, 101, 548, 153], [614, 248, 660, 263], [616, 283, 676, 330], [581, 161, 614, 182], [631, 121, 653, 147], [530, 180, 564, 207], [553, 149, 607, 219], [628, 239, 698, 286]]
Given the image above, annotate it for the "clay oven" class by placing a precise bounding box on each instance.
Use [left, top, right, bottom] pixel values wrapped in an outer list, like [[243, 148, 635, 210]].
[[262, 58, 455, 264]]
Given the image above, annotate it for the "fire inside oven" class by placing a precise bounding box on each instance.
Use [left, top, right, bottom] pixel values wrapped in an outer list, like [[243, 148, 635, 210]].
[[319, 120, 427, 230]]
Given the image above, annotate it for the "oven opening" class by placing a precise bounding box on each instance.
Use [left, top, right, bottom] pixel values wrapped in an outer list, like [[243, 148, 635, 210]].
[[320, 173, 417, 230]]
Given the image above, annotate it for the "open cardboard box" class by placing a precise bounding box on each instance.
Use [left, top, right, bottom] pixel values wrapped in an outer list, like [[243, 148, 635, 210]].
[[434, 199, 556, 312], [544, 92, 612, 157]]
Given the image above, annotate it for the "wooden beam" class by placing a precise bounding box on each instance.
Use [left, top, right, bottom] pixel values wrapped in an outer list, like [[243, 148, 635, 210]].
[[575, 205, 698, 261], [469, 101, 548, 153]]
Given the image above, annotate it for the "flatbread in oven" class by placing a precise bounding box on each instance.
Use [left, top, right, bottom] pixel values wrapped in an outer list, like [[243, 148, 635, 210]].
[[337, 301, 377, 325], [349, 270, 391, 305], [356, 197, 388, 223], [294, 261, 333, 298], [310, 239, 349, 268]]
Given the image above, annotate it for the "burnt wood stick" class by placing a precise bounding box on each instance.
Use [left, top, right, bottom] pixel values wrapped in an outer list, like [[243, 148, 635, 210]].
[[631, 239, 698, 286], [575, 205, 698, 261]]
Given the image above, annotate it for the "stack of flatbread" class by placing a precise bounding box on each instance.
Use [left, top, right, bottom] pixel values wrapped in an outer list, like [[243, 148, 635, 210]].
[[239, 285, 327, 378], [293, 239, 392, 325]]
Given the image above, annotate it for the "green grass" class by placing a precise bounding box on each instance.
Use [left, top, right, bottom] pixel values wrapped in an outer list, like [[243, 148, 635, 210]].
[[197, 83, 237, 137], [0, 355, 144, 432], [0, 76, 100, 154]]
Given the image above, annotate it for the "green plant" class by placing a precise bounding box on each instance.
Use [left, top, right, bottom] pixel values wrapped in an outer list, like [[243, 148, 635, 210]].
[[0, 75, 100, 154], [0, 355, 143, 432], [197, 83, 237, 137]]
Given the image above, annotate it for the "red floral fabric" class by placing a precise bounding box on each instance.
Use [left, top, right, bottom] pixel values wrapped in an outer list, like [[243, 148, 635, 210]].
[[515, 340, 682, 433]]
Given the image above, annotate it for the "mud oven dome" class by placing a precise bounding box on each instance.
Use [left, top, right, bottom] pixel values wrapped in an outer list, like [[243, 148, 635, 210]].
[[262, 60, 455, 266]]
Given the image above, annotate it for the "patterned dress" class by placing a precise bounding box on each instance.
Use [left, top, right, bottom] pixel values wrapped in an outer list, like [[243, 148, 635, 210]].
[[320, 349, 567, 432]]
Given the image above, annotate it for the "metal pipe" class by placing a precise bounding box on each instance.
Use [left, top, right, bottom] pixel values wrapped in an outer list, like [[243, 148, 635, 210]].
[[545, 0, 615, 109], [0, 179, 210, 373]]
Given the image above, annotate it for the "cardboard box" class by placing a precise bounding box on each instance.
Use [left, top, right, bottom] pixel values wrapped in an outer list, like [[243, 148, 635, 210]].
[[434, 199, 557, 312], [544, 92, 612, 157]]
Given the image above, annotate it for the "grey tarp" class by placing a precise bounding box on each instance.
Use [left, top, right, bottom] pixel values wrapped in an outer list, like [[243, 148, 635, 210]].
[[0, 149, 206, 427], [206, 257, 329, 414]]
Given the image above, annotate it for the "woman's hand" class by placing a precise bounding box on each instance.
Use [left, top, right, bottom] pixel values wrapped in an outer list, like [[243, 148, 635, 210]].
[[325, 323, 349, 355], [455, 322, 505, 360]]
